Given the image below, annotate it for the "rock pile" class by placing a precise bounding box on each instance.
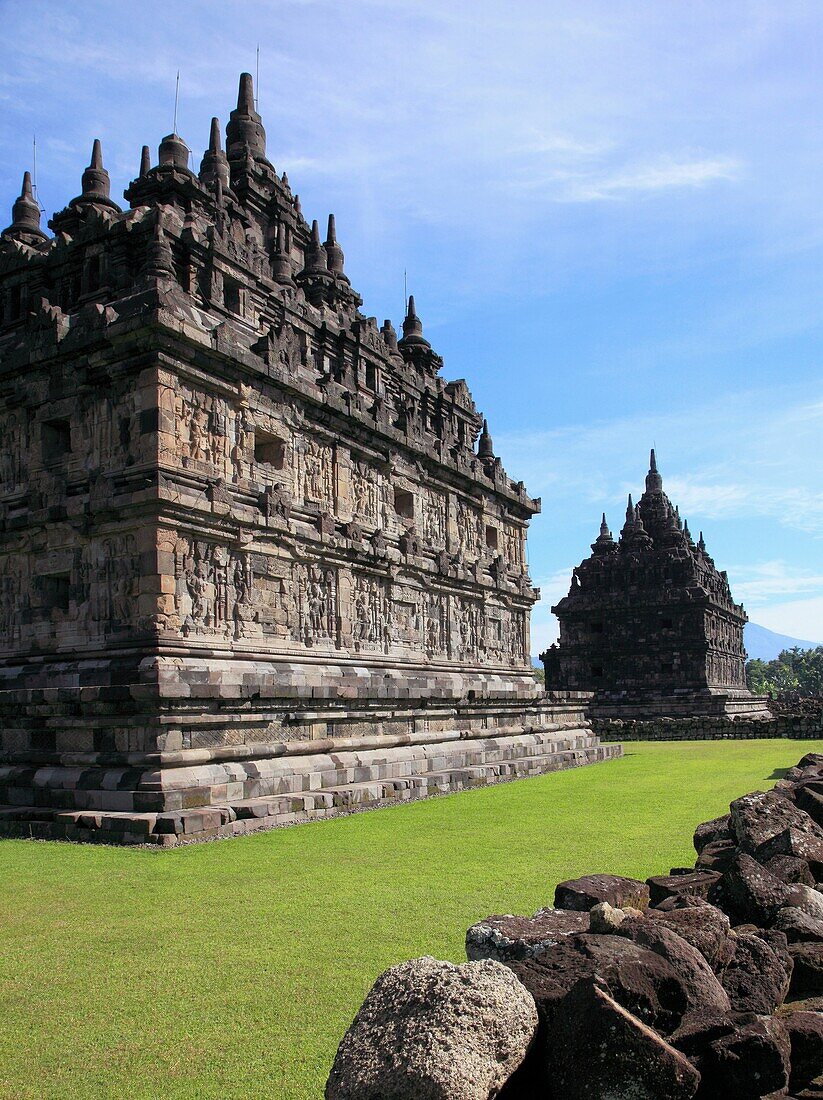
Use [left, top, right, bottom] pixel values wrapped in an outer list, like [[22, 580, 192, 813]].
[[326, 752, 823, 1098]]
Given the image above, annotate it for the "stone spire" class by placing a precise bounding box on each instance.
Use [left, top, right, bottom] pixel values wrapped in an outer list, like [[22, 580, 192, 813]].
[[73, 139, 121, 212], [199, 117, 230, 190], [645, 447, 663, 493], [139, 145, 151, 178], [398, 295, 430, 348], [302, 219, 330, 276], [324, 214, 348, 281], [591, 512, 616, 555], [697, 531, 707, 554], [477, 418, 494, 461], [271, 221, 294, 285], [683, 520, 695, 547], [226, 72, 267, 163], [2, 171, 47, 245]]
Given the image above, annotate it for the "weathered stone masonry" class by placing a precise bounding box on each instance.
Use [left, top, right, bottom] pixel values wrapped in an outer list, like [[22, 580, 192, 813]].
[[0, 76, 620, 843]]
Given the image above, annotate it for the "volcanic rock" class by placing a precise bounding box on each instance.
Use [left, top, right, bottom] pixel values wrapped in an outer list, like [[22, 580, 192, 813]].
[[554, 873, 649, 912], [766, 854, 817, 887], [722, 931, 793, 1014], [795, 785, 823, 828], [550, 979, 700, 1100], [324, 956, 538, 1100], [783, 1010, 823, 1091], [694, 814, 732, 854], [644, 898, 736, 973], [709, 851, 792, 926], [730, 789, 818, 856], [510, 933, 691, 1036], [776, 907, 823, 944], [671, 1010, 790, 1099], [648, 870, 722, 906], [695, 839, 738, 873], [790, 943, 823, 997], [614, 920, 731, 1015], [465, 907, 589, 963]]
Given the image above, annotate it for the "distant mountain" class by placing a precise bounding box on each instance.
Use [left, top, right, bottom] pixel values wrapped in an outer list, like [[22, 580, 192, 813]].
[[745, 622, 822, 662]]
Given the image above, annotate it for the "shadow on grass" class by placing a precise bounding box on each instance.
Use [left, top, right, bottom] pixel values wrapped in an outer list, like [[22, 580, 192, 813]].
[[768, 767, 790, 780]]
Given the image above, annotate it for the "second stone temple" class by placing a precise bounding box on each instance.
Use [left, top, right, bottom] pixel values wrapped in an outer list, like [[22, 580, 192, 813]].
[[0, 75, 619, 843]]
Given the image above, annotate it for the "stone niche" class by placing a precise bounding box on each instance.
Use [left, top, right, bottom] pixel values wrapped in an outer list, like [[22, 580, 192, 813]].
[[0, 76, 620, 844]]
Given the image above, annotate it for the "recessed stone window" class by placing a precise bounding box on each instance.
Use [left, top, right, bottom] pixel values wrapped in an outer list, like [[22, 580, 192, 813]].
[[254, 430, 286, 470], [42, 419, 72, 465], [43, 572, 70, 612], [591, 664, 604, 678], [223, 277, 242, 314], [364, 361, 377, 391], [485, 525, 499, 550], [394, 488, 414, 520], [591, 620, 604, 634]]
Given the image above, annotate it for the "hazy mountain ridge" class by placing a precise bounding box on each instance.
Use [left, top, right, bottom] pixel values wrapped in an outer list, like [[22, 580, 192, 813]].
[[744, 622, 822, 662]]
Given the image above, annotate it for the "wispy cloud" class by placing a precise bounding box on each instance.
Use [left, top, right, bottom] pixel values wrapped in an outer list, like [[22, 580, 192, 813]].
[[729, 561, 823, 607]]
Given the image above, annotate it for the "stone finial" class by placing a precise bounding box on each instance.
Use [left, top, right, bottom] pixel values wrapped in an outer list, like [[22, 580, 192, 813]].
[[271, 221, 294, 284], [294, 193, 302, 215], [477, 418, 494, 461], [158, 131, 191, 172], [645, 447, 663, 493], [698, 531, 707, 553], [302, 219, 330, 276], [226, 72, 267, 162], [381, 318, 399, 352], [2, 171, 47, 243], [399, 295, 430, 348], [324, 214, 347, 279], [199, 117, 230, 190], [625, 494, 634, 523], [69, 139, 121, 213], [592, 512, 616, 555], [683, 520, 694, 546], [140, 145, 151, 178]]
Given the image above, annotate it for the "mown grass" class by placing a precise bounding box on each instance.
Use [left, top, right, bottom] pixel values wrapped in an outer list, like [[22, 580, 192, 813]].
[[0, 738, 820, 1100]]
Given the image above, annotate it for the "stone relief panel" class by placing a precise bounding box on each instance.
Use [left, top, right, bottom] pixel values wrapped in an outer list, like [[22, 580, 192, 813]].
[[454, 596, 482, 662], [456, 499, 483, 561], [350, 572, 392, 650], [293, 562, 338, 646], [0, 410, 29, 491], [77, 535, 141, 634], [295, 437, 333, 510], [422, 489, 447, 548], [173, 538, 261, 640], [504, 524, 525, 571], [0, 553, 28, 648], [174, 384, 231, 474], [78, 390, 136, 473], [351, 459, 388, 527]]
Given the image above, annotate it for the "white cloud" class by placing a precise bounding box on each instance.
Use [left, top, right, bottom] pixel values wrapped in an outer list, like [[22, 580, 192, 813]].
[[729, 561, 823, 606], [555, 155, 742, 203], [752, 596, 823, 644]]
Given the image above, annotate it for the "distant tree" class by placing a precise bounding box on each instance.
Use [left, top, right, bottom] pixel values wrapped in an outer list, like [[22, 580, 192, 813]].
[[746, 646, 823, 696]]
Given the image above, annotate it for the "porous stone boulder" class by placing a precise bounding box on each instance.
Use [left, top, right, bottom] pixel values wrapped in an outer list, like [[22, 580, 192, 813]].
[[695, 838, 737, 873], [764, 853, 817, 887], [795, 784, 823, 828], [550, 979, 700, 1099], [554, 873, 650, 912], [709, 851, 791, 926], [465, 907, 589, 963], [783, 1010, 823, 1092], [788, 883, 823, 921], [730, 789, 823, 869], [693, 814, 732, 854], [722, 931, 793, 1014], [324, 956, 538, 1100], [648, 870, 722, 906], [613, 920, 731, 1015], [775, 906, 823, 944], [645, 897, 736, 973], [510, 933, 691, 1036], [588, 901, 631, 933], [789, 943, 823, 996], [670, 1010, 790, 1099]]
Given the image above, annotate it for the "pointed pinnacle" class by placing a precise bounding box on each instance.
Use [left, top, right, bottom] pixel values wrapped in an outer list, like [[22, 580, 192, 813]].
[[326, 213, 337, 244], [90, 138, 103, 170], [21, 171, 33, 199], [310, 219, 322, 247], [650, 447, 657, 473], [238, 72, 255, 113], [140, 145, 151, 177], [209, 117, 222, 153], [407, 294, 417, 318]]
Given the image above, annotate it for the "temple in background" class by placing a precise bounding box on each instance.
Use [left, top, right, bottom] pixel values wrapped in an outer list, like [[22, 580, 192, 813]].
[[542, 451, 769, 718]]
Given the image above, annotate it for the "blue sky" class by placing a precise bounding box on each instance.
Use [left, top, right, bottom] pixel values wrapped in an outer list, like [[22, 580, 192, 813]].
[[1, 0, 821, 652]]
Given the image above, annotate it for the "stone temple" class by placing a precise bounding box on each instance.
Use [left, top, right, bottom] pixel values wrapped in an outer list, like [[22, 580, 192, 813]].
[[0, 74, 619, 844], [541, 451, 768, 718]]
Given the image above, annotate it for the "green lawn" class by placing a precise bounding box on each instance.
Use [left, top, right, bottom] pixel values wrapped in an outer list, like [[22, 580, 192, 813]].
[[0, 738, 820, 1100]]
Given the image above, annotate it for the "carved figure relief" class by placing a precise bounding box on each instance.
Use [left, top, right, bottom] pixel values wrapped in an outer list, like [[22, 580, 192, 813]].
[[456, 500, 483, 560], [422, 489, 447, 547], [350, 573, 391, 650], [351, 459, 382, 525], [0, 410, 28, 490], [296, 438, 333, 509], [294, 563, 337, 646], [174, 538, 260, 640]]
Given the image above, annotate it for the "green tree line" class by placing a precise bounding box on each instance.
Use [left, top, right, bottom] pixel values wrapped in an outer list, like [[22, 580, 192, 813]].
[[746, 646, 823, 696]]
